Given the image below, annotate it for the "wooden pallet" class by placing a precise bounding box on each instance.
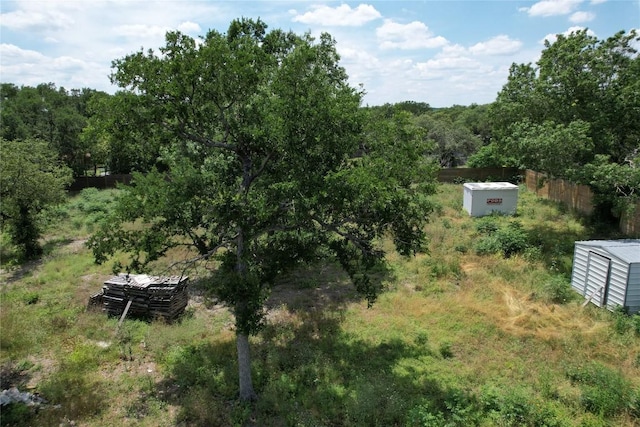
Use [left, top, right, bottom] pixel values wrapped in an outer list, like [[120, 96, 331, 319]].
[[94, 273, 189, 322]]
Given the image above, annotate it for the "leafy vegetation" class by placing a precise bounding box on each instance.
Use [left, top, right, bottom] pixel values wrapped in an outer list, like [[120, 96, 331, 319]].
[[1, 20, 639, 426], [85, 18, 437, 401], [0, 138, 73, 261], [478, 29, 640, 220], [0, 83, 102, 176], [1, 184, 639, 426]]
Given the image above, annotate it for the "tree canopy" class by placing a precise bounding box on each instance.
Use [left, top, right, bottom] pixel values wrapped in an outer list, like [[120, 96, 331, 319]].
[[0, 83, 103, 176], [88, 18, 437, 401], [0, 138, 73, 260], [482, 29, 640, 217]]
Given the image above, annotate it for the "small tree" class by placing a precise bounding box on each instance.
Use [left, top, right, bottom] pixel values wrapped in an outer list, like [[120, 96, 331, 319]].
[[0, 138, 73, 260], [88, 19, 436, 401]]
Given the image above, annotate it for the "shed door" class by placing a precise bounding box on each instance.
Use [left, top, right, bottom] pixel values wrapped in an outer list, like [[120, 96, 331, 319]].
[[584, 251, 612, 307]]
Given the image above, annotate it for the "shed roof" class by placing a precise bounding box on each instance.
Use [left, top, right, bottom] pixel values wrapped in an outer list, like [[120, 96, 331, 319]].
[[575, 240, 640, 264], [463, 182, 518, 190]]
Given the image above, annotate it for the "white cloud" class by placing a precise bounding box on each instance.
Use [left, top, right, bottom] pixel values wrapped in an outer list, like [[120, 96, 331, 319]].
[[292, 4, 381, 26], [178, 21, 202, 34], [0, 43, 108, 89], [114, 24, 168, 39], [0, 8, 74, 32], [541, 26, 597, 44], [569, 11, 596, 23], [376, 20, 448, 50], [524, 0, 583, 17], [415, 56, 482, 73], [590, 0, 607, 4], [469, 35, 523, 55]]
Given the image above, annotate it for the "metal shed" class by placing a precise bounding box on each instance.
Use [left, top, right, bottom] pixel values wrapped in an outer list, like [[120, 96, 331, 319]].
[[463, 182, 519, 217], [570, 240, 640, 313]]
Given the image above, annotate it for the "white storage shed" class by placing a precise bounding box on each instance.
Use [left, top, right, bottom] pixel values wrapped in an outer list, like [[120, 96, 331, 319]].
[[463, 182, 519, 217], [570, 240, 640, 314]]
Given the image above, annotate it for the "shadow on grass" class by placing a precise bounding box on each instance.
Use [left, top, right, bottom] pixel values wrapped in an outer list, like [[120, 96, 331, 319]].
[[152, 261, 467, 426], [525, 223, 589, 276], [0, 237, 75, 284]]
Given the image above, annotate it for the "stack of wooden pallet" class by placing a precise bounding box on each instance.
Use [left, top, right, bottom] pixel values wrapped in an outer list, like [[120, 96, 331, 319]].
[[97, 273, 189, 322]]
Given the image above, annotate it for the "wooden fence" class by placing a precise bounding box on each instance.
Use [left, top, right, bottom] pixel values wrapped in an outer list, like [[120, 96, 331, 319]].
[[437, 167, 523, 183], [524, 170, 594, 215], [68, 174, 133, 192], [524, 169, 639, 236]]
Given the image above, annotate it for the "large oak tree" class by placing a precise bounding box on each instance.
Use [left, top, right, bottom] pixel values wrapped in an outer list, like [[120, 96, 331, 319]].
[[88, 19, 436, 400]]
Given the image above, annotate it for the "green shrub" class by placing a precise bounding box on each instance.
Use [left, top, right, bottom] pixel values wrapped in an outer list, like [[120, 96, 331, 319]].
[[565, 362, 634, 417], [474, 217, 499, 235], [541, 276, 575, 304], [439, 341, 454, 359], [1, 402, 34, 426], [478, 385, 567, 427], [475, 221, 529, 258], [407, 389, 480, 427]]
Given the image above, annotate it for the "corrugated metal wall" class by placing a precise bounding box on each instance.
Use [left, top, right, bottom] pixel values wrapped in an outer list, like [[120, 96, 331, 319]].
[[585, 251, 611, 308], [571, 242, 637, 313], [626, 264, 640, 313]]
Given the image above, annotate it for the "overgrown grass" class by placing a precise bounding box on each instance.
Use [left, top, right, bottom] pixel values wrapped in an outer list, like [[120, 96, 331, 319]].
[[1, 184, 639, 426]]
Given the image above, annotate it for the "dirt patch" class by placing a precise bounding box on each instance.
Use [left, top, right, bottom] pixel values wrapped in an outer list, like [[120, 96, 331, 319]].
[[62, 239, 88, 254]]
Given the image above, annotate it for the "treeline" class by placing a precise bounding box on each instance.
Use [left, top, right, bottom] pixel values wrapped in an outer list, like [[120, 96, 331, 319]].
[[0, 85, 491, 176], [0, 83, 103, 176], [1, 28, 639, 262]]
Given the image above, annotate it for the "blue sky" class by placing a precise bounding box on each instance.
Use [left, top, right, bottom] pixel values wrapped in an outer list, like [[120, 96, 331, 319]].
[[1, 0, 638, 107]]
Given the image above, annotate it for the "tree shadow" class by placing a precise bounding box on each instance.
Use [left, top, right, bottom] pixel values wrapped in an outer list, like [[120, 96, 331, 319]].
[[526, 212, 627, 277], [0, 237, 76, 284], [153, 260, 471, 426]]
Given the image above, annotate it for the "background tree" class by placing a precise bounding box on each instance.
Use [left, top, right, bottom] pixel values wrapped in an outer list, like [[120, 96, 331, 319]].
[[0, 138, 73, 260], [0, 83, 101, 176], [81, 91, 166, 174], [413, 113, 481, 168], [88, 19, 436, 401], [488, 29, 640, 217]]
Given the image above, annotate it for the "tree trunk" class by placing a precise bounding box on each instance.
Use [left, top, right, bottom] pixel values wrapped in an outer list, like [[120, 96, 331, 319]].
[[236, 332, 257, 401]]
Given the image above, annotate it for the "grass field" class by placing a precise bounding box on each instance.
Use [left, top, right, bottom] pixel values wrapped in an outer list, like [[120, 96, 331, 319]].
[[1, 184, 639, 426]]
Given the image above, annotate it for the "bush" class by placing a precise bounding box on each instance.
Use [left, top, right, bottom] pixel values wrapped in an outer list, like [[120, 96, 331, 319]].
[[474, 221, 529, 258], [479, 385, 566, 427], [565, 362, 634, 417], [407, 388, 480, 427], [0, 402, 34, 426], [541, 276, 575, 304]]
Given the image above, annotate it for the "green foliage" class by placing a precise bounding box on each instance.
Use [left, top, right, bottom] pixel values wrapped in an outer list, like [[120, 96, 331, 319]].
[[412, 113, 482, 167], [88, 18, 436, 400], [474, 220, 529, 258], [579, 153, 640, 217], [81, 91, 165, 174], [0, 83, 101, 176], [466, 141, 517, 168], [479, 385, 566, 427], [611, 307, 640, 337], [500, 120, 593, 178], [1, 402, 35, 426], [0, 138, 73, 260], [489, 29, 640, 216], [565, 362, 634, 417], [540, 275, 575, 305]]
